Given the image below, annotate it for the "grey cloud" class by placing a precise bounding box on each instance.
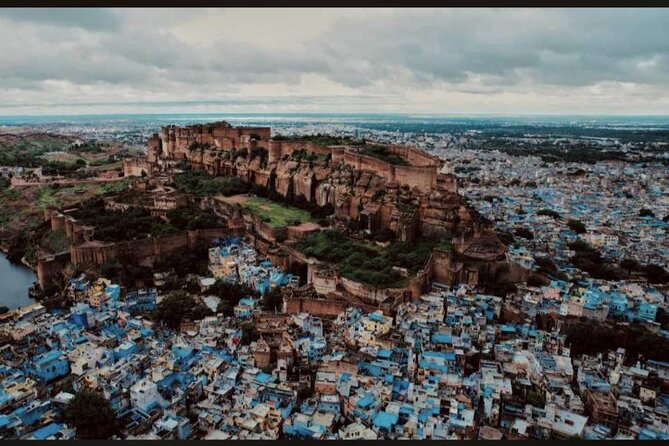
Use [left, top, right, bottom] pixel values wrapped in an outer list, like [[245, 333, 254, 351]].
[[1, 8, 669, 113], [313, 9, 669, 89], [0, 8, 121, 31]]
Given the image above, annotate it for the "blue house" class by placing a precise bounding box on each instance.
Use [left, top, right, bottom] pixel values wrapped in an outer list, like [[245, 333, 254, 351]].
[[607, 292, 628, 316], [114, 340, 137, 361], [105, 284, 121, 300], [22, 422, 74, 440], [125, 288, 157, 313], [372, 411, 399, 433], [636, 301, 657, 323], [30, 350, 69, 382]]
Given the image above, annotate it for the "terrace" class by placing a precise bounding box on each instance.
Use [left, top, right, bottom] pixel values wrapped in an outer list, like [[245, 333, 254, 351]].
[[223, 195, 316, 229]]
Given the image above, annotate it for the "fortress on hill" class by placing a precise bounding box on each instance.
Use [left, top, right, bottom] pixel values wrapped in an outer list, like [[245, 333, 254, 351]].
[[30, 121, 520, 314], [125, 121, 499, 245], [120, 121, 518, 314]]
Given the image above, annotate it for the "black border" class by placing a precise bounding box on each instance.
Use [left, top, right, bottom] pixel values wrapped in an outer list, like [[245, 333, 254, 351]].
[[1, 2, 667, 445]]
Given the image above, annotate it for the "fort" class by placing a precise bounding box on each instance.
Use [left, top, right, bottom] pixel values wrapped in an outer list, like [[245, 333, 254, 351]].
[[119, 121, 517, 314], [37, 121, 518, 315], [125, 121, 488, 242]]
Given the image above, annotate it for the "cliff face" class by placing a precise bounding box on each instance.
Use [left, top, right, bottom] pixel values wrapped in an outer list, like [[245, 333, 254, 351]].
[[134, 121, 504, 259]]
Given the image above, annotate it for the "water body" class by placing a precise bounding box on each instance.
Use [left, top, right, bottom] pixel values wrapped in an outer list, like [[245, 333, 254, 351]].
[[0, 252, 37, 310]]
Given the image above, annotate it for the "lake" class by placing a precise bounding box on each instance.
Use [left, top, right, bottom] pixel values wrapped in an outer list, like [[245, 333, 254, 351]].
[[0, 252, 37, 310]]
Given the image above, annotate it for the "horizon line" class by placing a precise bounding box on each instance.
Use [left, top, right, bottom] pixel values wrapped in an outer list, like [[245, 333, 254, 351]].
[[2, 111, 669, 119]]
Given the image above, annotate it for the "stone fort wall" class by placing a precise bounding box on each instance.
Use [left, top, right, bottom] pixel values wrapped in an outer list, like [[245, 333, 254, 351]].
[[38, 207, 244, 286]]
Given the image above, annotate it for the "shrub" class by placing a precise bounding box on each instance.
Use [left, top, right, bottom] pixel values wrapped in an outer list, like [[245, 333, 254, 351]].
[[567, 219, 587, 234], [537, 208, 561, 219], [359, 145, 409, 166], [241, 322, 260, 346], [514, 227, 534, 240], [527, 274, 548, 287], [64, 390, 117, 439], [640, 208, 655, 218]]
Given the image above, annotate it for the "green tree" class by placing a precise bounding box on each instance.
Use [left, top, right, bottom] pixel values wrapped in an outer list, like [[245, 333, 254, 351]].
[[645, 264, 669, 284], [639, 208, 655, 218], [537, 208, 561, 219], [241, 322, 260, 346], [526, 389, 546, 408], [514, 227, 534, 240], [567, 219, 587, 234], [190, 304, 214, 320], [262, 288, 284, 312], [64, 390, 117, 439], [154, 291, 196, 329], [527, 274, 548, 287], [620, 258, 640, 274], [211, 280, 259, 316]]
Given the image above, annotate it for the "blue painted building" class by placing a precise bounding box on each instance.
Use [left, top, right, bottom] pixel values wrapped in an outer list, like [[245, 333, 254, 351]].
[[29, 350, 70, 383]]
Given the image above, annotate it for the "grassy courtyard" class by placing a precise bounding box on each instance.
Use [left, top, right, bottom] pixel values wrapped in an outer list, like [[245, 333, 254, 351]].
[[297, 229, 447, 289], [241, 196, 315, 228]]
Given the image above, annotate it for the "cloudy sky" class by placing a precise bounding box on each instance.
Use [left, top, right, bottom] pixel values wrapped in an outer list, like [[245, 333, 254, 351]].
[[1, 8, 668, 116]]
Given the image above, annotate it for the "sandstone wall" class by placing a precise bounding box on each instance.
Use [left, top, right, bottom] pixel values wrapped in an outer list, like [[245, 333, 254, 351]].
[[431, 249, 455, 284], [387, 145, 442, 167], [69, 227, 242, 269], [123, 158, 153, 177], [36, 251, 71, 288], [284, 296, 349, 318]]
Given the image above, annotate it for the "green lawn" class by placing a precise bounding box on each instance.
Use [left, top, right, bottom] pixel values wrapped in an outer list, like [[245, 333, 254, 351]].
[[242, 196, 315, 228], [96, 179, 129, 195], [35, 187, 63, 209]]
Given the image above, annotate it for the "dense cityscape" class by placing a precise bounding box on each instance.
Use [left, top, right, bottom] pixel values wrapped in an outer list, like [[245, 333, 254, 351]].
[[0, 114, 667, 441]]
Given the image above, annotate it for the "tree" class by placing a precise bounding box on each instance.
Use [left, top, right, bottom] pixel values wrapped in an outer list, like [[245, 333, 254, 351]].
[[535, 256, 557, 276], [620, 258, 640, 274], [645, 264, 669, 284], [515, 227, 534, 240], [211, 280, 259, 316], [639, 208, 655, 218], [262, 288, 283, 312], [190, 304, 214, 320], [240, 322, 260, 345], [537, 208, 561, 219], [154, 291, 196, 329], [567, 219, 587, 234], [496, 231, 515, 246], [527, 274, 548, 287], [64, 390, 117, 439], [526, 389, 546, 408], [657, 308, 669, 330]]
